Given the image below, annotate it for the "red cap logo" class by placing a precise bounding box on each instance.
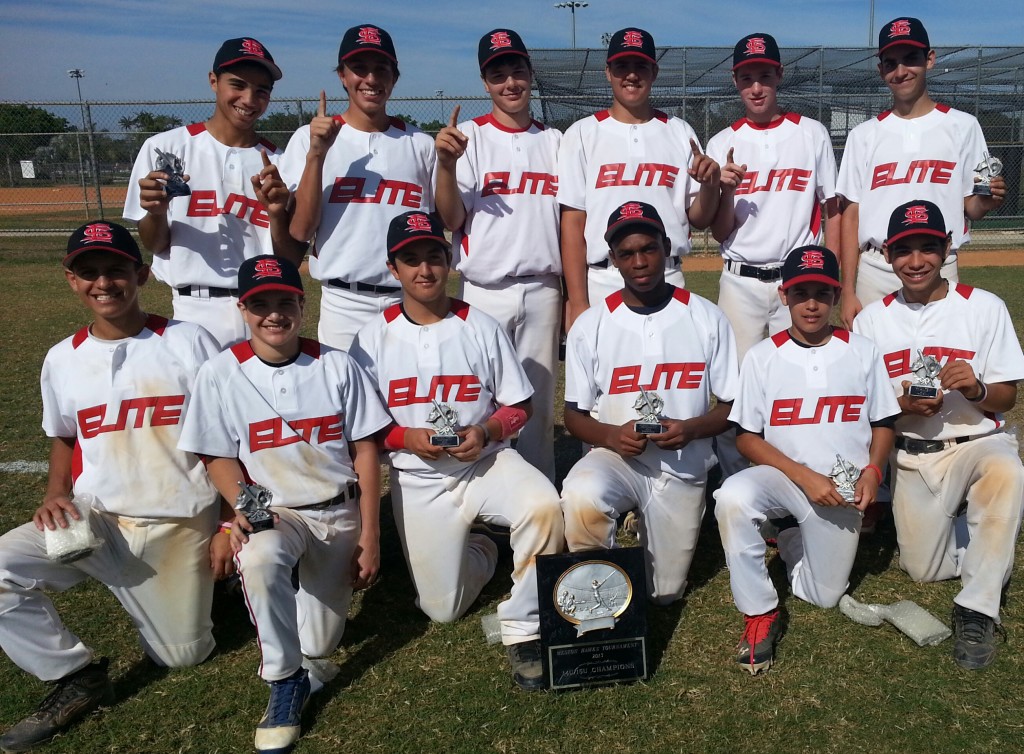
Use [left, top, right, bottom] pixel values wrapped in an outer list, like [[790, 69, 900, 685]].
[[904, 205, 929, 225], [799, 250, 826, 270], [745, 37, 767, 56], [619, 202, 644, 219], [82, 223, 114, 244], [253, 259, 283, 279], [490, 31, 512, 50], [240, 39, 266, 58], [406, 214, 433, 233], [622, 31, 645, 48], [358, 27, 382, 46], [889, 19, 912, 38]]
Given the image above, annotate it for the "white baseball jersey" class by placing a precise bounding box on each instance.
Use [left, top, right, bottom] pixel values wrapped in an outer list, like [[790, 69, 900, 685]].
[[836, 105, 987, 254], [178, 338, 392, 506], [349, 300, 534, 476], [564, 287, 740, 479], [854, 284, 1024, 441], [730, 328, 900, 473], [124, 124, 282, 287], [40, 315, 219, 518], [451, 114, 562, 283], [557, 111, 701, 262], [706, 113, 837, 265], [278, 118, 436, 287]]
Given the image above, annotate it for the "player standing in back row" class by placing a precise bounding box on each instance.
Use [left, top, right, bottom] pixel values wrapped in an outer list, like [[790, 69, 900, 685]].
[[434, 29, 561, 481], [558, 27, 723, 332]]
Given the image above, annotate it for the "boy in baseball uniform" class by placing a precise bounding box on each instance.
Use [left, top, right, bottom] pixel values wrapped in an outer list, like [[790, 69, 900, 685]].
[[714, 246, 899, 675], [434, 28, 561, 481], [854, 200, 1024, 670], [558, 27, 722, 333], [350, 211, 564, 691], [0, 222, 222, 752], [125, 37, 299, 348], [281, 24, 436, 350], [837, 17, 1005, 329], [560, 201, 739, 606], [178, 255, 391, 752]]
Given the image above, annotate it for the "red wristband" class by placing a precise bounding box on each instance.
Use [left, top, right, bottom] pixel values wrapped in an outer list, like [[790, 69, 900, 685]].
[[862, 464, 883, 482], [490, 405, 528, 441], [382, 424, 408, 451]]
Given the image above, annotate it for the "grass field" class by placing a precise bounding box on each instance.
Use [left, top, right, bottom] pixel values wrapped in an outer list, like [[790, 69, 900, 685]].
[[1, 243, 1024, 753]]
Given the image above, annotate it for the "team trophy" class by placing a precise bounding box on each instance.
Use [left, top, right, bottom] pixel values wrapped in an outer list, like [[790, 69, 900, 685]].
[[153, 148, 191, 198], [908, 350, 941, 399], [633, 387, 666, 435], [828, 455, 861, 503], [235, 481, 275, 533], [428, 399, 461, 447], [972, 152, 1003, 197]]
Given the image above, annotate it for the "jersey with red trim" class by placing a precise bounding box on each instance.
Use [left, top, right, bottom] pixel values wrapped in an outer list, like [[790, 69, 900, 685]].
[[730, 328, 899, 475], [836, 105, 987, 253], [452, 115, 562, 283], [124, 124, 283, 288], [349, 300, 533, 476], [40, 316, 219, 518], [564, 287, 739, 479], [557, 111, 702, 262], [706, 113, 837, 265], [178, 338, 390, 507], [854, 284, 1024, 441], [278, 118, 436, 286]]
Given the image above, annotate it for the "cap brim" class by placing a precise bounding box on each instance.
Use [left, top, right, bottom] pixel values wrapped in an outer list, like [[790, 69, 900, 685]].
[[781, 273, 841, 290], [341, 48, 398, 64], [877, 39, 928, 56], [607, 51, 657, 64], [604, 217, 665, 243], [388, 234, 451, 256], [732, 57, 782, 71], [479, 50, 530, 70], [216, 56, 283, 81], [63, 246, 141, 267], [884, 228, 948, 247], [239, 283, 304, 303]]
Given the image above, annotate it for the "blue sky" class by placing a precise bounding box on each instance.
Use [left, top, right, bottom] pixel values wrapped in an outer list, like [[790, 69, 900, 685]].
[[3, 0, 1022, 104]]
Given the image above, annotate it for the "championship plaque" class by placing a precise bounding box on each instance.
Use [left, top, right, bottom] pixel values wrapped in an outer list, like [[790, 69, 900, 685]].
[[828, 454, 861, 504], [153, 148, 191, 198], [427, 399, 461, 447], [537, 547, 648, 689], [236, 481, 274, 533], [908, 350, 941, 399], [633, 387, 666, 435], [972, 152, 1003, 197]]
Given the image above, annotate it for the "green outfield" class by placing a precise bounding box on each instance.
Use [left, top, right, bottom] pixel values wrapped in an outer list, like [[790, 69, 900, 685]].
[[1, 241, 1023, 753]]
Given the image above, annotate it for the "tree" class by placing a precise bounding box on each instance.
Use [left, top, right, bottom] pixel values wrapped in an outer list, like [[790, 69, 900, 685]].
[[0, 104, 72, 162], [257, 110, 304, 150], [118, 111, 183, 134]]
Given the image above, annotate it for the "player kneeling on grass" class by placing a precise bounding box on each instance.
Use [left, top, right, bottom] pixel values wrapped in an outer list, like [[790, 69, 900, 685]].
[[349, 211, 564, 691], [714, 246, 899, 675], [854, 200, 1024, 671], [0, 222, 223, 753], [560, 201, 740, 606], [178, 256, 391, 753]]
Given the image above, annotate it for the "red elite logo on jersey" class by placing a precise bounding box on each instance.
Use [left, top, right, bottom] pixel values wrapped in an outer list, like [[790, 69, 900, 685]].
[[253, 258, 283, 279], [622, 31, 645, 48], [240, 39, 266, 57], [82, 223, 114, 244], [904, 205, 929, 225], [744, 37, 767, 56], [799, 249, 826, 270], [358, 27, 382, 46], [490, 31, 512, 50], [406, 214, 432, 233], [889, 19, 912, 38]]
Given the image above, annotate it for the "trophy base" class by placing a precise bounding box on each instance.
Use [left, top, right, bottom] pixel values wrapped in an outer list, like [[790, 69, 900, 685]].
[[430, 435, 461, 447], [972, 185, 993, 197], [634, 422, 665, 435], [53, 546, 101, 565], [248, 516, 275, 533], [908, 385, 939, 399], [164, 183, 192, 199], [837, 488, 857, 504]]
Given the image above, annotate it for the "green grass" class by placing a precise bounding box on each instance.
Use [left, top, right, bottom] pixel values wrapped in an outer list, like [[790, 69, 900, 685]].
[[2, 246, 1024, 753]]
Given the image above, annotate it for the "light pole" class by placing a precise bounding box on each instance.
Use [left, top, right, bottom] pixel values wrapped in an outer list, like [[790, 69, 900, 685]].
[[868, 0, 875, 46], [68, 69, 103, 218], [436, 89, 444, 124], [554, 2, 588, 49], [67, 69, 91, 217]]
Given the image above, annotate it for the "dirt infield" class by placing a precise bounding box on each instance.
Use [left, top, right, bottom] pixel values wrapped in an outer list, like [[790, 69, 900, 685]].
[[0, 185, 128, 214]]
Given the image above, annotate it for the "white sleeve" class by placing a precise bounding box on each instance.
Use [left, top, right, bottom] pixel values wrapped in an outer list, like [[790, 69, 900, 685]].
[[190, 325, 222, 378], [177, 363, 238, 458], [277, 126, 312, 191], [563, 315, 598, 412], [728, 348, 768, 434], [337, 355, 393, 441], [681, 121, 701, 208], [703, 305, 740, 404], [556, 122, 587, 210], [123, 136, 158, 222], [40, 350, 75, 438], [489, 324, 534, 407], [977, 297, 1024, 384], [863, 340, 902, 421], [348, 327, 381, 387], [704, 129, 729, 166], [455, 122, 478, 214], [814, 121, 838, 202], [961, 116, 989, 198], [836, 125, 867, 204]]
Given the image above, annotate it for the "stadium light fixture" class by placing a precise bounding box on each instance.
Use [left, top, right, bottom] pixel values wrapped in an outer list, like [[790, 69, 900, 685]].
[[554, 2, 588, 49]]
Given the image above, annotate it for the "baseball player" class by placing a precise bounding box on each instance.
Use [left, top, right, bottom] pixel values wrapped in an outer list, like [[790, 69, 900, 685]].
[[560, 201, 739, 605], [558, 27, 722, 333], [349, 211, 564, 691], [178, 255, 391, 751], [714, 246, 899, 675], [281, 24, 436, 350], [433, 28, 561, 481], [854, 200, 1024, 670], [125, 37, 299, 348], [837, 17, 1005, 329], [0, 222, 221, 752]]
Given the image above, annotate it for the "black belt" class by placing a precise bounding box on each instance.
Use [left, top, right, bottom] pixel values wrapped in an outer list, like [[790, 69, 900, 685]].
[[175, 285, 238, 298], [327, 278, 401, 294], [293, 482, 358, 510], [724, 260, 783, 282], [895, 436, 976, 454], [589, 257, 681, 270]]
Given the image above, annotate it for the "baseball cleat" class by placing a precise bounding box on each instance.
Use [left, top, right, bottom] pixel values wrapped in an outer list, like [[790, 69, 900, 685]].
[[254, 667, 310, 753], [507, 639, 546, 691], [0, 658, 113, 753], [736, 609, 783, 675], [952, 604, 1003, 670]]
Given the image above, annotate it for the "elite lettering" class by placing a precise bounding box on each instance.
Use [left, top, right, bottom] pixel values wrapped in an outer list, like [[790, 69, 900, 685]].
[[328, 177, 424, 207], [387, 375, 482, 407], [769, 396, 865, 426], [608, 363, 706, 394], [249, 415, 344, 451], [883, 346, 977, 378], [186, 191, 269, 227], [78, 395, 185, 439], [736, 168, 812, 194], [595, 163, 678, 189], [870, 160, 956, 190], [481, 171, 558, 197]]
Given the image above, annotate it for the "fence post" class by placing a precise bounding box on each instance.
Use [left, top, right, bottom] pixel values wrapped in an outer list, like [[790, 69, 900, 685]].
[[296, 98, 305, 126], [84, 102, 104, 218], [975, 48, 982, 118]]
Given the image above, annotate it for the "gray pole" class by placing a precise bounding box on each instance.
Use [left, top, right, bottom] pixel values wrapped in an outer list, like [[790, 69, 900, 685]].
[[84, 102, 104, 218], [68, 69, 91, 218]]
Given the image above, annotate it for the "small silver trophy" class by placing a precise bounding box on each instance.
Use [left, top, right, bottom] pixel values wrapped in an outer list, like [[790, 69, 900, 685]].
[[829, 454, 861, 504], [44, 493, 105, 564], [633, 386, 665, 435], [972, 152, 1003, 197], [428, 399, 461, 447], [908, 350, 941, 399], [235, 481, 274, 533], [153, 147, 191, 198]]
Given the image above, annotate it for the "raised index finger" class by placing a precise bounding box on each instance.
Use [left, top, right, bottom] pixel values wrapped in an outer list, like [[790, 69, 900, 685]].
[[448, 104, 461, 128], [690, 138, 702, 156], [318, 90, 327, 118], [261, 149, 272, 168], [726, 147, 735, 165]]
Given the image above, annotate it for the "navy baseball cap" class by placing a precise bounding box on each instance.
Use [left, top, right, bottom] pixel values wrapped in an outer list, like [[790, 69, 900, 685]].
[[479, 29, 530, 70], [878, 17, 929, 56], [604, 201, 666, 244], [781, 245, 841, 290], [607, 28, 657, 65], [387, 211, 450, 256], [238, 255, 304, 303], [885, 200, 949, 247], [64, 221, 143, 267], [339, 24, 398, 64], [213, 38, 283, 81], [733, 33, 782, 71]]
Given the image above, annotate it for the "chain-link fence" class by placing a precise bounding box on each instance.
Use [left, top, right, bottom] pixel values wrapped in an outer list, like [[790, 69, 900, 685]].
[[2, 45, 1022, 235]]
